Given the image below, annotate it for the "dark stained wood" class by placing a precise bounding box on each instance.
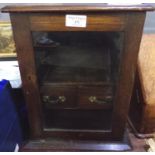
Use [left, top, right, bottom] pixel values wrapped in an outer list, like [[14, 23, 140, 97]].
[[42, 129, 111, 140], [30, 13, 126, 31], [112, 12, 146, 140], [41, 84, 77, 108], [78, 86, 113, 109], [3, 4, 153, 151], [20, 131, 131, 151], [41, 84, 113, 110], [42, 108, 113, 134], [42, 67, 111, 84], [1, 4, 155, 13], [10, 14, 43, 138], [21, 129, 149, 152]]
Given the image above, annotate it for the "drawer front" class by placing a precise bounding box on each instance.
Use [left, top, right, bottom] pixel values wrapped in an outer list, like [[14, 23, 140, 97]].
[[78, 86, 113, 109], [30, 13, 126, 31], [40, 85, 76, 108]]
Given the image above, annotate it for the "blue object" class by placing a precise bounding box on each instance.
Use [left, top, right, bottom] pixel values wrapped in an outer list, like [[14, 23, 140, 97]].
[[0, 79, 22, 152]]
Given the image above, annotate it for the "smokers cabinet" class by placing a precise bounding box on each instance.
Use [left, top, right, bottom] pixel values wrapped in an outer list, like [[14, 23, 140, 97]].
[[2, 4, 154, 151]]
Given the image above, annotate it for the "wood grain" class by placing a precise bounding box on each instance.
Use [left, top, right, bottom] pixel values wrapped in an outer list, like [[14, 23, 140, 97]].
[[3, 4, 150, 148], [1, 4, 154, 13], [10, 13, 43, 138], [112, 12, 146, 140], [29, 13, 125, 31]]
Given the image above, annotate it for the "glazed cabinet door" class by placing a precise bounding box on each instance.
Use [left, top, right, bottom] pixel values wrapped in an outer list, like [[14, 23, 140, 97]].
[[10, 12, 146, 140]]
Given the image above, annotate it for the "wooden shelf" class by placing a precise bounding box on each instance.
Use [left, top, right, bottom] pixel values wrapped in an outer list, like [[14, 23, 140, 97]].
[[42, 65, 111, 84]]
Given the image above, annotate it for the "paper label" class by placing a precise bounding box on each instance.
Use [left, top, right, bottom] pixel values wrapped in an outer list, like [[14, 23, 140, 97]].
[[65, 15, 87, 28]]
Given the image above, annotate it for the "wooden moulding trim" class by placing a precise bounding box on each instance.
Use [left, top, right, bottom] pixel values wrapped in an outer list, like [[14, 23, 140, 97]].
[[1, 4, 155, 13]]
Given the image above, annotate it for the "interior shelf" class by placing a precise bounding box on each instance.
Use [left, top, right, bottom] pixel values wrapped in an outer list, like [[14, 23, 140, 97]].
[[37, 45, 113, 86], [41, 65, 112, 85]]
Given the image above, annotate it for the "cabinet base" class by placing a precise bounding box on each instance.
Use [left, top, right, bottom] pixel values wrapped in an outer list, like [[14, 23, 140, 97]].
[[21, 132, 132, 151]]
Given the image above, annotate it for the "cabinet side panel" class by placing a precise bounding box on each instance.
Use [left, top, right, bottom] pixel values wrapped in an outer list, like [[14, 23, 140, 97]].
[[10, 13, 42, 138], [112, 12, 146, 140]]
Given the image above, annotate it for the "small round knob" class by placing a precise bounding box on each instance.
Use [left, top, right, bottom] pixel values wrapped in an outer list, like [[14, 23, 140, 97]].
[[58, 96, 66, 102], [89, 96, 97, 103]]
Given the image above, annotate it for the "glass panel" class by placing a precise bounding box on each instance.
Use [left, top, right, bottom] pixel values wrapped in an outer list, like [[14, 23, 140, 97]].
[[32, 31, 123, 131]]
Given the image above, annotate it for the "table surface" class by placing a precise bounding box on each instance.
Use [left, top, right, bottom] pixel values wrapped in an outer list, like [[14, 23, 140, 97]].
[[0, 61, 21, 88]]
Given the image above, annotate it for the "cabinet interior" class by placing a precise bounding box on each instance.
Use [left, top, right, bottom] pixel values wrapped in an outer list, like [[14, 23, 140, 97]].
[[32, 31, 123, 131]]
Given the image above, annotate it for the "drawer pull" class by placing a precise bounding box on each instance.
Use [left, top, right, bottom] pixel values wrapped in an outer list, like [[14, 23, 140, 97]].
[[42, 95, 66, 104], [88, 96, 112, 104]]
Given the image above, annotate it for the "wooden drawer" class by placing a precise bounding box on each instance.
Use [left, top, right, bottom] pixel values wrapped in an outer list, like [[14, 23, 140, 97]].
[[78, 86, 113, 109], [40, 84, 77, 108], [29, 13, 126, 31]]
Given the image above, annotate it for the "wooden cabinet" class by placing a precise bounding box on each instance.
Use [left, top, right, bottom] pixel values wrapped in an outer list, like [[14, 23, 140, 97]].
[[2, 4, 154, 151]]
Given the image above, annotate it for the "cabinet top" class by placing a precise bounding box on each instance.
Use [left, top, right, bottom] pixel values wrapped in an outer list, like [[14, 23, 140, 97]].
[[1, 4, 155, 13]]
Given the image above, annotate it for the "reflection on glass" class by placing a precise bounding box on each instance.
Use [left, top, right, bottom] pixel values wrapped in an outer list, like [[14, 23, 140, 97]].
[[33, 31, 123, 131]]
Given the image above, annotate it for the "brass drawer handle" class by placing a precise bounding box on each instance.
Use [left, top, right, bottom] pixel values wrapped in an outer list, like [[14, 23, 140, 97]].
[[42, 95, 66, 104], [88, 96, 112, 104]]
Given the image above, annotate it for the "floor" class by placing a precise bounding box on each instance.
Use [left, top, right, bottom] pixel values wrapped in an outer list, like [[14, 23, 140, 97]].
[[129, 130, 147, 152]]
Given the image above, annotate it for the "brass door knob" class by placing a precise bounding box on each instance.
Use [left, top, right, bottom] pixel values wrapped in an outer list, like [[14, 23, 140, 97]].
[[88, 96, 112, 104], [42, 95, 66, 104]]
